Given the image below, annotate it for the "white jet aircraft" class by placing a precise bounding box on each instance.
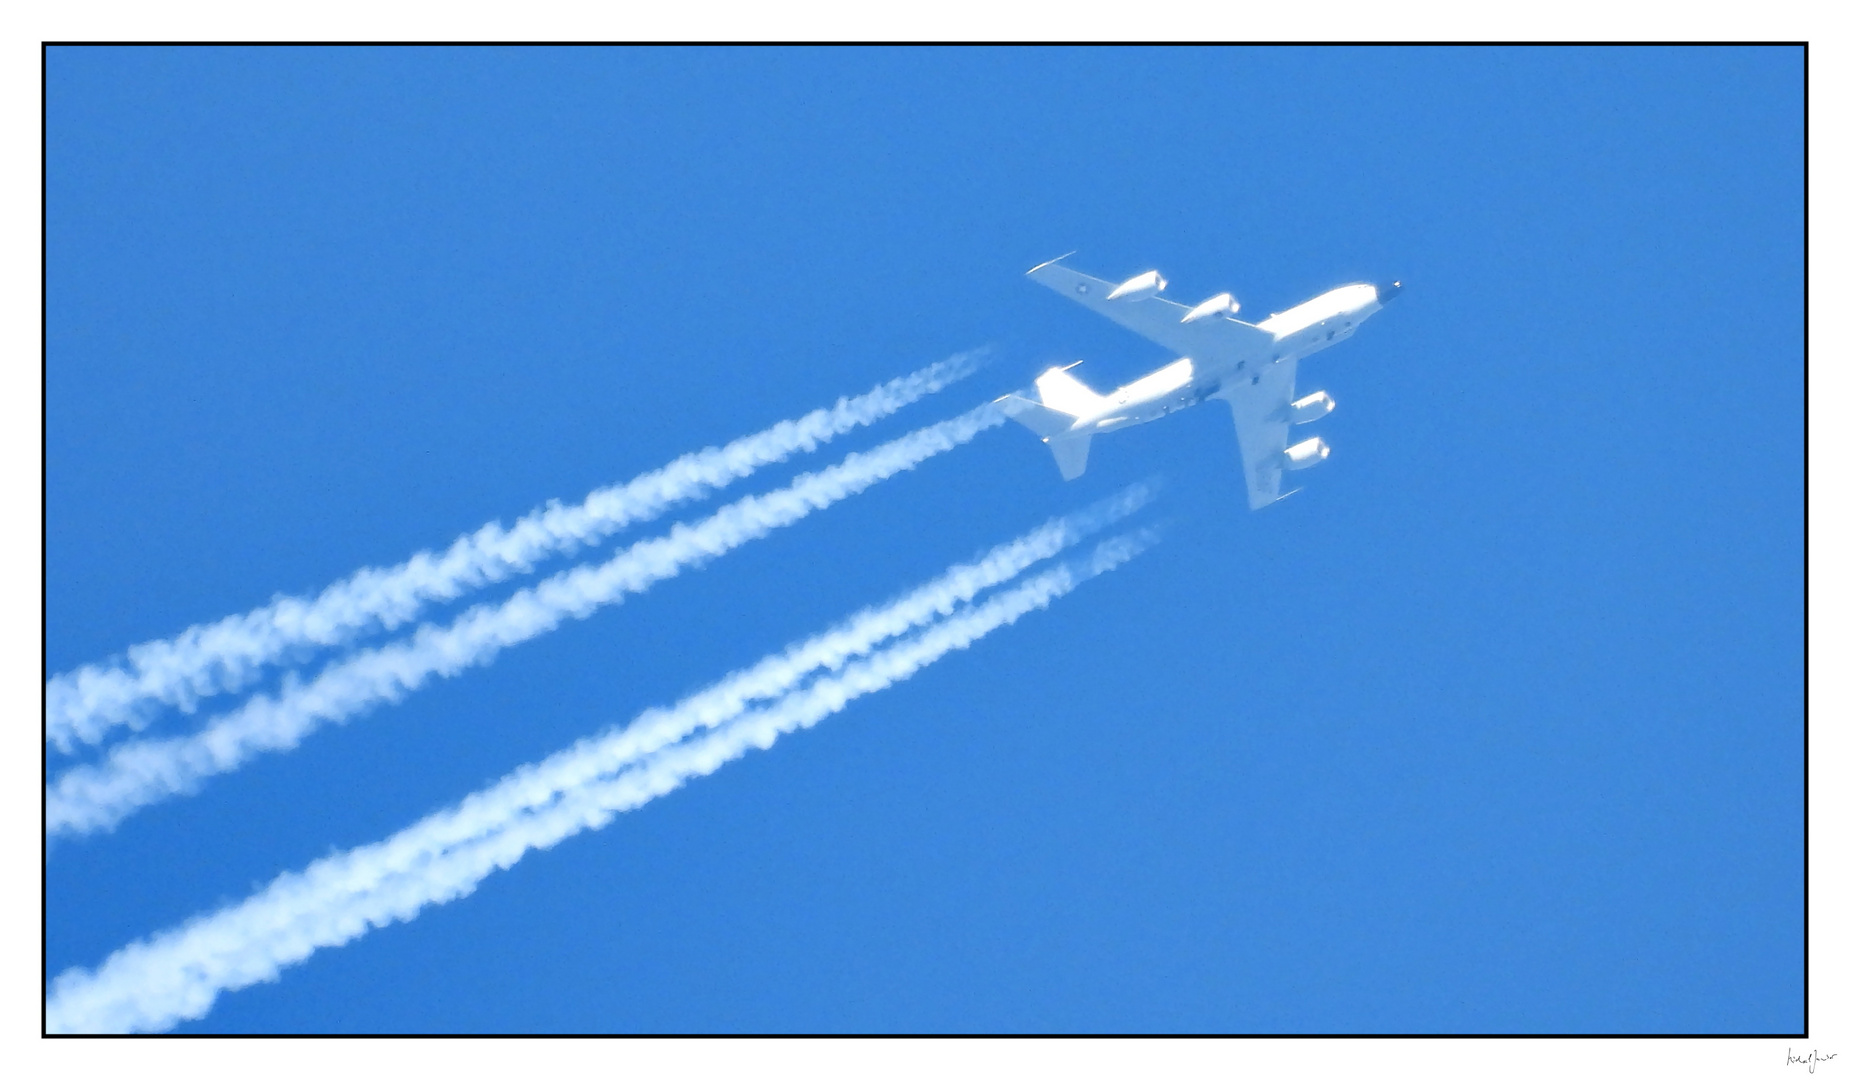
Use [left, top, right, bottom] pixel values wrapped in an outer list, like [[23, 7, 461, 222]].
[[1003, 256, 1400, 509]]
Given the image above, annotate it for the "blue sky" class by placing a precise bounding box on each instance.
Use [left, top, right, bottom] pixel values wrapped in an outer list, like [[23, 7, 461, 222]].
[[45, 46, 1802, 1034]]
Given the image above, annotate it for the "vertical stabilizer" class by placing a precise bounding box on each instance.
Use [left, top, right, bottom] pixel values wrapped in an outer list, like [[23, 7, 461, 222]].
[[997, 395, 1077, 439], [1034, 367, 1106, 417]]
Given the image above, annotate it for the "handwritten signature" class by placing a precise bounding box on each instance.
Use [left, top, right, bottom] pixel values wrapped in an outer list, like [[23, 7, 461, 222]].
[[1790, 1048, 1838, 1074]]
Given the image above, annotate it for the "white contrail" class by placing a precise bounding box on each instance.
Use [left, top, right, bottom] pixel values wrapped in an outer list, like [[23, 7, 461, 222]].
[[44, 529, 1156, 1033], [404, 486, 1155, 847], [48, 402, 1009, 840], [46, 354, 982, 753]]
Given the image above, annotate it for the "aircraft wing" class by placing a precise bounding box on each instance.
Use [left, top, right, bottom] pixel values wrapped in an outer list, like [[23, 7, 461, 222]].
[[1216, 356, 1301, 510], [1026, 257, 1274, 366]]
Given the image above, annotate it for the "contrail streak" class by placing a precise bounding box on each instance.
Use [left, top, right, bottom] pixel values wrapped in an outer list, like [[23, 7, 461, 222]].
[[406, 486, 1155, 850], [45, 530, 1156, 1033], [46, 355, 981, 753], [48, 402, 1009, 840]]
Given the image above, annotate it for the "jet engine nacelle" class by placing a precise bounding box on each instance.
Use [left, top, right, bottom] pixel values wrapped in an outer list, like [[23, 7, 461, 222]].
[[1288, 391, 1335, 424], [1106, 270, 1168, 302], [1282, 437, 1331, 470], [1180, 292, 1239, 323]]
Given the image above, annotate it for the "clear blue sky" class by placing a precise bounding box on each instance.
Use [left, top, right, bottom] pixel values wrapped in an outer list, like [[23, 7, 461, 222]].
[[46, 46, 1802, 1033]]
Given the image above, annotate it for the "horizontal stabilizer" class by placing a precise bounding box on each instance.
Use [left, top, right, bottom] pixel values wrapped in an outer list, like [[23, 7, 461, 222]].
[[1048, 434, 1092, 481], [998, 394, 1077, 439]]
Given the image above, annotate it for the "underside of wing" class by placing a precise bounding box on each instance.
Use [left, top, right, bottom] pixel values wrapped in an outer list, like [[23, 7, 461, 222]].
[[1027, 258, 1274, 366], [1216, 356, 1301, 510]]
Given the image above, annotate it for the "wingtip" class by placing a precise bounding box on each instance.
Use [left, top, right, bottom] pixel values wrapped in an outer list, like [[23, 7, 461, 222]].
[[1026, 251, 1078, 275], [1249, 487, 1304, 511]]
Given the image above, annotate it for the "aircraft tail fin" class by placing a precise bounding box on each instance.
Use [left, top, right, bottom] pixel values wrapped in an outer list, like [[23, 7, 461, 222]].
[[998, 394, 1077, 439], [997, 394, 1092, 480], [1034, 366, 1107, 416], [1047, 433, 1092, 480]]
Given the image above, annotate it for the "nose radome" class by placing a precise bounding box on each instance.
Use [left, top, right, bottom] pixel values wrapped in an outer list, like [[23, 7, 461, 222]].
[[1376, 280, 1403, 303]]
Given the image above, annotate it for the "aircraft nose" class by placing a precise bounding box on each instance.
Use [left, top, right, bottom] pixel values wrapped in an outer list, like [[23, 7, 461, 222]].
[[1376, 280, 1403, 303]]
